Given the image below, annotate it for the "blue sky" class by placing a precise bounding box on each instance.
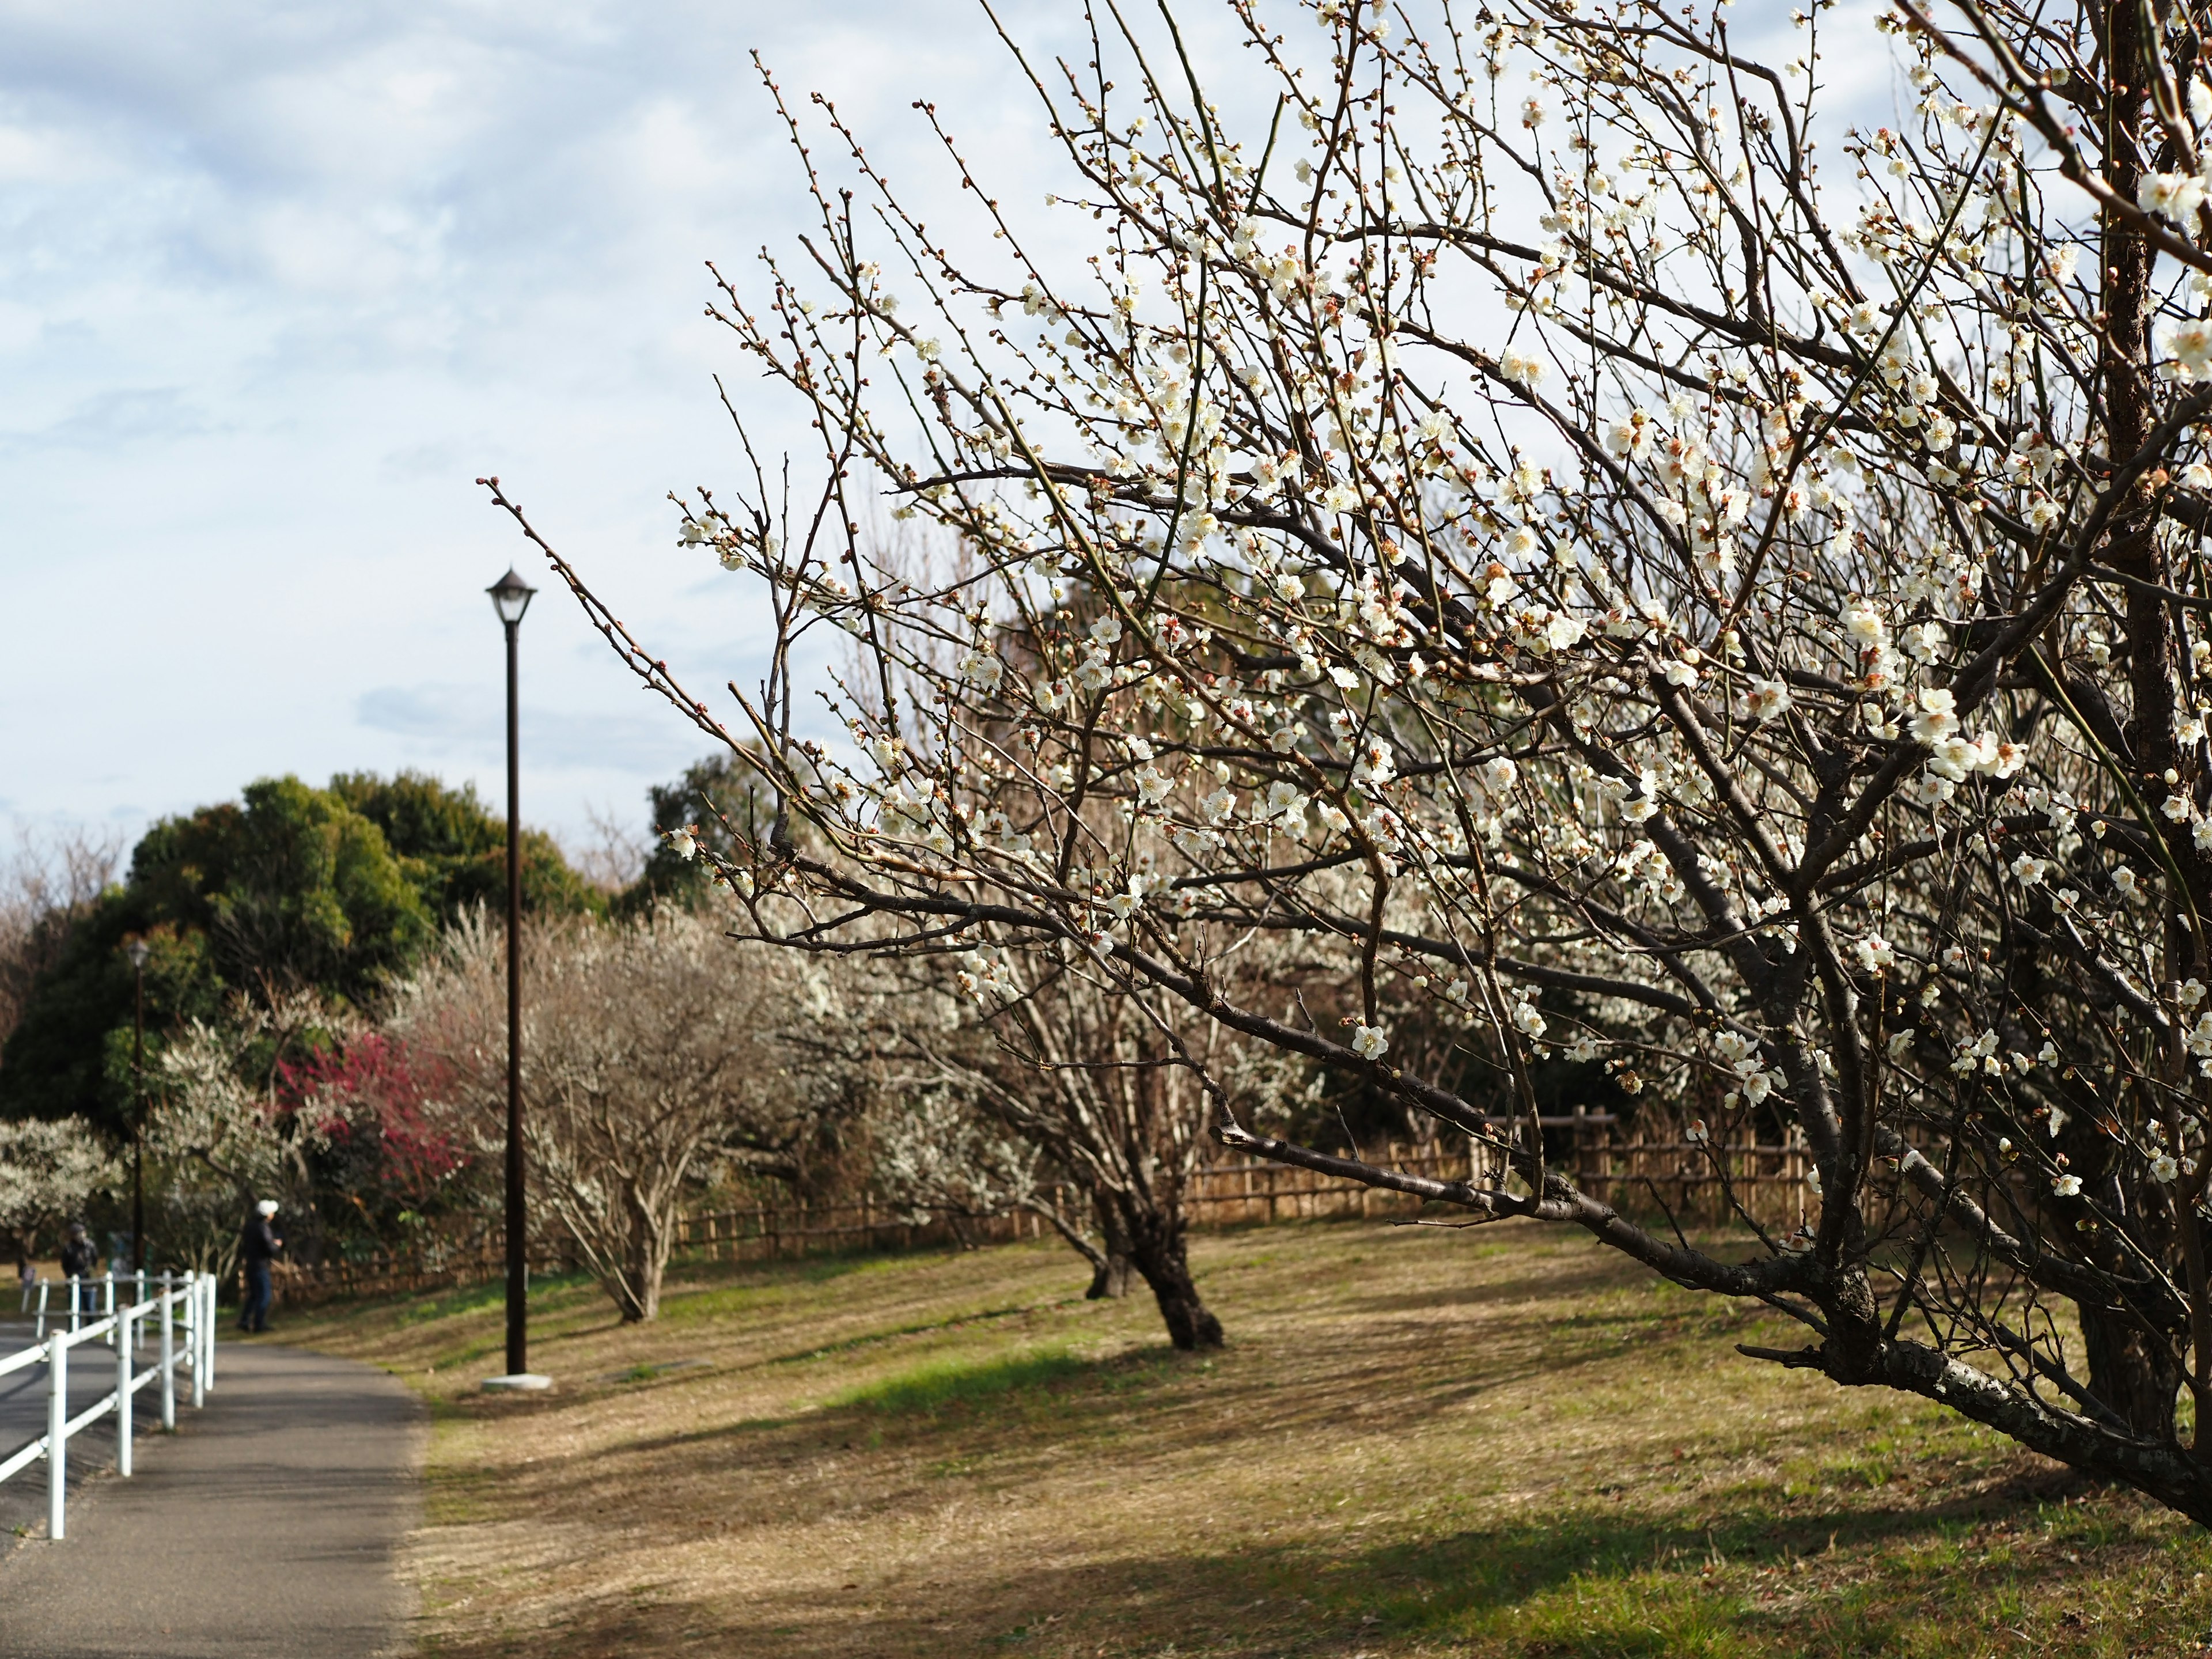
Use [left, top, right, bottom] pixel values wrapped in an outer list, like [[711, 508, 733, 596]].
[[0, 0, 1096, 858]]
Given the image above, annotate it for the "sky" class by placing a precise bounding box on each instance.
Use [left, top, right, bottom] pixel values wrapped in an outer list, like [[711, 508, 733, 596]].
[[0, 0, 1105, 864], [0, 0, 1884, 869]]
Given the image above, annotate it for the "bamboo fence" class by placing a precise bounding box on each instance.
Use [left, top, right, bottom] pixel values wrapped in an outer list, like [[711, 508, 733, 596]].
[[278, 1112, 1815, 1304]]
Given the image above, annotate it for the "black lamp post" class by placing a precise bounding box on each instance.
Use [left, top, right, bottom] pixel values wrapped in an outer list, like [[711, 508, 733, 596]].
[[124, 937, 150, 1272], [486, 567, 542, 1389]]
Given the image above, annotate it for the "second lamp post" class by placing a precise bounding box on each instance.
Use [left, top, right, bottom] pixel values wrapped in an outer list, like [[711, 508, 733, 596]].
[[485, 568, 547, 1391], [125, 936, 150, 1271]]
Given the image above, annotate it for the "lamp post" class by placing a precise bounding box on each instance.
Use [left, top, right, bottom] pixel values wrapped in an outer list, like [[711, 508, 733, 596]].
[[483, 569, 548, 1391], [124, 938, 150, 1272]]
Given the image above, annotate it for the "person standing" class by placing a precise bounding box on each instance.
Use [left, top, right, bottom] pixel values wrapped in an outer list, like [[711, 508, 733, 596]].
[[238, 1200, 282, 1334], [58, 1221, 100, 1323]]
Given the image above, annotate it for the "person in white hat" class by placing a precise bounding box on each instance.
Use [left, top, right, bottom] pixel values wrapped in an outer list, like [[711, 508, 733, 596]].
[[237, 1199, 283, 1334]]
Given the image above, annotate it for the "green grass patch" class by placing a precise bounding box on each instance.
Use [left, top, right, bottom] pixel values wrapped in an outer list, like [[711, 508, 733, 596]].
[[830, 1346, 1093, 1415]]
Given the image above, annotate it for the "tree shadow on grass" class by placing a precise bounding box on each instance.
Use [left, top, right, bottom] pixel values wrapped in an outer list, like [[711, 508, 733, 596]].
[[410, 1481, 2211, 1659]]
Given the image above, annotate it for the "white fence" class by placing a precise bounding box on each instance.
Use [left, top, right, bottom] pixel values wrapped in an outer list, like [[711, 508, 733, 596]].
[[2, 1273, 217, 1540]]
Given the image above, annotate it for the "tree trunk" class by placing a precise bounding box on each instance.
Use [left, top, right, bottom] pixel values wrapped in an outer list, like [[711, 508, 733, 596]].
[[1086, 1254, 1134, 1300], [617, 1210, 663, 1323], [1124, 1212, 1222, 1350], [2082, 1302, 2180, 1440], [1085, 1198, 1133, 1300]]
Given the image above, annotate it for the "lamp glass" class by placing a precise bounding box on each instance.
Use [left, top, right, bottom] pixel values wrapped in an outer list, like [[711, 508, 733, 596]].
[[487, 569, 537, 627], [124, 940, 150, 969]]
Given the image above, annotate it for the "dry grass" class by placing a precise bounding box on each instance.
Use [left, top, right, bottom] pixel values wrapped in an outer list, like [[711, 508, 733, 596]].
[[276, 1221, 2212, 1658]]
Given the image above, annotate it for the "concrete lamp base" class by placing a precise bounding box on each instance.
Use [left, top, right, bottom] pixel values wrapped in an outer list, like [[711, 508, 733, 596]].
[[480, 1374, 554, 1393]]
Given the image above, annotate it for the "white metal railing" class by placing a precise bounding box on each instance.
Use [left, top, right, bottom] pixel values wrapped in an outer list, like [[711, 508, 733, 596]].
[[2, 1272, 217, 1540]]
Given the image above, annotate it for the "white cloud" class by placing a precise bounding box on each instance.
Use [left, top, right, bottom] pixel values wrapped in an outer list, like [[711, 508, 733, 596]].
[[0, 0, 1078, 850]]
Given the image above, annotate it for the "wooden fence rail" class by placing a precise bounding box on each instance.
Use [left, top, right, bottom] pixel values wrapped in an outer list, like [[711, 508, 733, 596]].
[[278, 1120, 1815, 1304]]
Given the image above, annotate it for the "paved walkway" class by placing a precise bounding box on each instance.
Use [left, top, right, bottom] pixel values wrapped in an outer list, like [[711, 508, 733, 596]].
[[0, 1318, 141, 1539], [0, 1340, 423, 1658]]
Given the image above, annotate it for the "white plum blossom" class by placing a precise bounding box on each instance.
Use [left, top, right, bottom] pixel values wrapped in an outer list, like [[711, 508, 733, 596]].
[[1910, 688, 1959, 744], [957, 650, 1005, 691], [1499, 347, 1547, 389], [2166, 320, 2212, 383], [2142, 171, 2209, 221], [1843, 603, 1887, 648], [1854, 934, 1897, 973]]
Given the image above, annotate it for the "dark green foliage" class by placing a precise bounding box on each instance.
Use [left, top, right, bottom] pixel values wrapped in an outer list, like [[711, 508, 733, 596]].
[[0, 771, 596, 1134], [330, 770, 604, 924], [132, 776, 434, 1003], [0, 908, 221, 1135]]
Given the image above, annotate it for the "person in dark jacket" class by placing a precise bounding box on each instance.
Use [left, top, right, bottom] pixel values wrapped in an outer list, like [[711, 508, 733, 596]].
[[238, 1200, 282, 1334], [58, 1221, 101, 1321]]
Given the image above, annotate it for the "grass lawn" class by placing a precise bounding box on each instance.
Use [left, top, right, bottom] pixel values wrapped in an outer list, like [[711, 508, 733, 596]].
[[275, 1219, 2212, 1657]]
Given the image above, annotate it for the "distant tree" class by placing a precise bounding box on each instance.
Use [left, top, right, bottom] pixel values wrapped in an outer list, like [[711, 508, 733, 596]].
[[1, 778, 423, 1132], [146, 988, 351, 1277], [0, 824, 124, 1056], [0, 1117, 116, 1277], [277, 1031, 471, 1251], [133, 777, 433, 1002], [330, 771, 605, 923], [395, 907, 839, 1321], [1, 773, 599, 1138]]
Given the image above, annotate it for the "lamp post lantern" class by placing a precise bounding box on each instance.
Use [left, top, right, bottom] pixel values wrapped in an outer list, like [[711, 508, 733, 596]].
[[124, 937, 150, 1271], [484, 568, 548, 1391]]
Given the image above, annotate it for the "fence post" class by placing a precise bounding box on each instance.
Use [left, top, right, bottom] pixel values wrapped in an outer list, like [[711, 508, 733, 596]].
[[191, 1276, 206, 1408], [160, 1274, 176, 1431], [104, 1272, 115, 1349], [35, 1279, 47, 1341], [47, 1330, 66, 1540], [116, 1304, 132, 1478]]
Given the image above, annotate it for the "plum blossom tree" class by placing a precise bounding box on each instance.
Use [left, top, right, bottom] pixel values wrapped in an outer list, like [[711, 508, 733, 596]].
[[0, 1118, 116, 1277], [394, 908, 837, 1323], [490, 0, 2212, 1518], [147, 990, 343, 1275], [838, 933, 1298, 1341]]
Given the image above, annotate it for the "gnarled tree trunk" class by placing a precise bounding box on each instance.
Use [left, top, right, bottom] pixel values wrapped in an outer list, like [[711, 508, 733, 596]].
[[1122, 1205, 1220, 1350]]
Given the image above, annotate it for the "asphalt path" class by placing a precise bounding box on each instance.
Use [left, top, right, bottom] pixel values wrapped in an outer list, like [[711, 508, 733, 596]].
[[0, 1316, 152, 1540], [0, 1339, 424, 1658]]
